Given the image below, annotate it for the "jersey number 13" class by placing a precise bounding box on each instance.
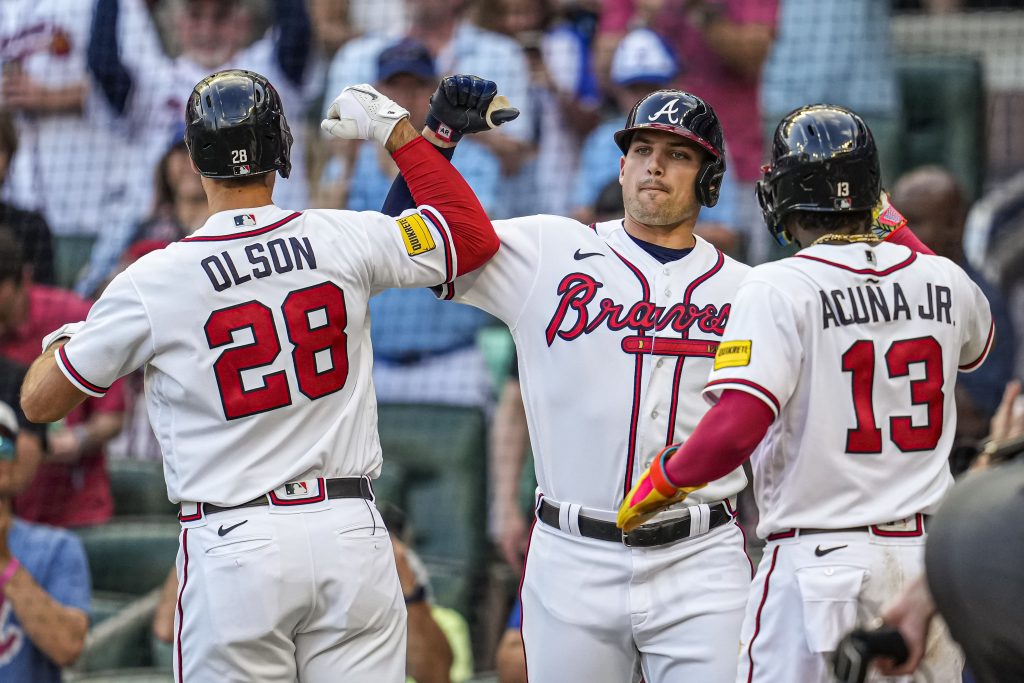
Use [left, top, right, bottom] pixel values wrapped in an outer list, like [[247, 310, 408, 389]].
[[842, 337, 944, 453], [205, 282, 348, 420]]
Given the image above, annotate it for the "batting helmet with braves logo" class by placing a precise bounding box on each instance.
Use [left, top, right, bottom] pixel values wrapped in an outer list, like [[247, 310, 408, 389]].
[[757, 104, 880, 245], [614, 89, 726, 207], [185, 69, 293, 180]]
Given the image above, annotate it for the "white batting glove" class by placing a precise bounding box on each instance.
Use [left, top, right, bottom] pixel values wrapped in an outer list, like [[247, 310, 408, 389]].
[[41, 322, 84, 352], [320, 84, 409, 147]]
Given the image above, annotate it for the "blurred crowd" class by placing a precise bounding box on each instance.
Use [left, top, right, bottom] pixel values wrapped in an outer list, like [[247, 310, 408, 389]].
[[0, 0, 1021, 680]]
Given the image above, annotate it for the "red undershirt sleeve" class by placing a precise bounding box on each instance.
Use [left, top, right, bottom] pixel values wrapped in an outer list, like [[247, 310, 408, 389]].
[[885, 226, 935, 256], [391, 137, 499, 275], [664, 389, 774, 488]]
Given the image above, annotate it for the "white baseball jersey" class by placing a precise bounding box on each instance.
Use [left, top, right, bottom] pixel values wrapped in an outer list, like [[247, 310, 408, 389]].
[[0, 0, 146, 235], [446, 217, 749, 513], [55, 203, 461, 506], [704, 242, 993, 537]]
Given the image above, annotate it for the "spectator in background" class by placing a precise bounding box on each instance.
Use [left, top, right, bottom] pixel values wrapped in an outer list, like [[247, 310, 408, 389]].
[[595, 0, 777, 262], [892, 166, 1016, 437], [0, 0, 146, 288], [474, 0, 602, 216], [0, 229, 123, 527], [0, 389, 90, 681], [571, 28, 741, 252], [0, 113, 54, 286], [496, 599, 527, 683], [78, 138, 208, 297], [85, 0, 316, 292], [340, 40, 500, 411], [326, 0, 535, 216], [760, 0, 900, 182]]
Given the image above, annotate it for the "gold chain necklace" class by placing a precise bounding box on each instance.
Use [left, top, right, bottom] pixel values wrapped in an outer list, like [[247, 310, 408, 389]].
[[810, 233, 881, 247]]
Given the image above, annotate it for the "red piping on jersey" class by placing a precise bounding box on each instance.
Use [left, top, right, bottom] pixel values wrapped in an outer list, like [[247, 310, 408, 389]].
[[519, 513, 538, 683], [609, 247, 650, 497], [665, 249, 725, 445], [176, 528, 190, 683], [705, 377, 781, 415], [180, 212, 302, 242], [793, 251, 918, 276], [960, 320, 995, 371], [727, 500, 755, 578], [746, 545, 779, 683], [420, 206, 455, 299], [58, 346, 109, 394]]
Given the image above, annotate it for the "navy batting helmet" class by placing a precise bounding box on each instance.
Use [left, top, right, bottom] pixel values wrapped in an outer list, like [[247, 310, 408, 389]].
[[757, 104, 880, 245], [184, 70, 293, 180], [614, 90, 726, 207]]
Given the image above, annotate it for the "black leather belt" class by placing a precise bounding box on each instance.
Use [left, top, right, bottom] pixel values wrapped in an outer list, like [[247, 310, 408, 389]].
[[201, 477, 374, 517], [537, 498, 732, 548]]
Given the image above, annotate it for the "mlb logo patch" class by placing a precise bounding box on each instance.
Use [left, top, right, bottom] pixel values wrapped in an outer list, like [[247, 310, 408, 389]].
[[234, 214, 257, 227], [233, 164, 251, 176]]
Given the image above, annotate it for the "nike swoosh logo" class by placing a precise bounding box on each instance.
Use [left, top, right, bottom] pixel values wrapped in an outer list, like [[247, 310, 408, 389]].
[[348, 87, 378, 100], [573, 249, 603, 260], [218, 520, 249, 537], [814, 544, 848, 557]]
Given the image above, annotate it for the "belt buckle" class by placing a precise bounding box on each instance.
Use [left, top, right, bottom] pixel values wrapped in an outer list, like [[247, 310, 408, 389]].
[[621, 525, 655, 548]]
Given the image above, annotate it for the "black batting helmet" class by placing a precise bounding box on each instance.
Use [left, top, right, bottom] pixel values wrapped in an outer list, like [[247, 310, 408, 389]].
[[757, 104, 880, 245], [614, 90, 726, 207], [184, 70, 293, 180]]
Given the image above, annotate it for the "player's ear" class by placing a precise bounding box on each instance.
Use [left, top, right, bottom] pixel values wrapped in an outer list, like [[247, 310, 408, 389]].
[[619, 156, 625, 184]]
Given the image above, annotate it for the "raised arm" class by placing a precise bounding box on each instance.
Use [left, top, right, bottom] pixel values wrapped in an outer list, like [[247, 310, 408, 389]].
[[322, 83, 503, 275], [88, 0, 133, 114], [271, 0, 313, 86], [382, 75, 520, 218]]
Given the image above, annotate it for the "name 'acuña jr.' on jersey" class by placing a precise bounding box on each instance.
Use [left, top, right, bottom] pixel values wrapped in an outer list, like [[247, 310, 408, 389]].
[[51, 203, 465, 507], [443, 216, 749, 513], [703, 242, 994, 537]]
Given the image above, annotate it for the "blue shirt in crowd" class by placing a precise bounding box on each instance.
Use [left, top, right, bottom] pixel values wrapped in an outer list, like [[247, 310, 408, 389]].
[[0, 520, 91, 683], [347, 141, 499, 359]]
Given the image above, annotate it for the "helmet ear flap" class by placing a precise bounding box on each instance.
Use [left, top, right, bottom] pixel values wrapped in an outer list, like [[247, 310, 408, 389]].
[[696, 157, 725, 208]]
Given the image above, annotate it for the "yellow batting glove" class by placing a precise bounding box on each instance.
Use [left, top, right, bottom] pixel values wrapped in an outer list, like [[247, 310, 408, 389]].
[[616, 444, 707, 533]]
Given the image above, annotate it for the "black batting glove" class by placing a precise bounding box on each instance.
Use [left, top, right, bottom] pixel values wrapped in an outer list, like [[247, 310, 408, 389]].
[[425, 74, 520, 143]]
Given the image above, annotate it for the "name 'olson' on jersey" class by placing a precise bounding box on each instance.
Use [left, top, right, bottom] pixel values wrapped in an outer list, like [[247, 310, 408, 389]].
[[820, 281, 953, 330], [201, 236, 317, 292]]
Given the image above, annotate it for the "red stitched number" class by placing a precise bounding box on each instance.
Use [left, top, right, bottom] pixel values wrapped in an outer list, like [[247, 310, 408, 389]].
[[842, 337, 944, 453], [205, 282, 348, 420]]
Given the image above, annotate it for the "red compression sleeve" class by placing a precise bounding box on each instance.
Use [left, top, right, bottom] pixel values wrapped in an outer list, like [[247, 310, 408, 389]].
[[664, 390, 774, 488], [391, 137, 499, 275], [885, 226, 935, 256]]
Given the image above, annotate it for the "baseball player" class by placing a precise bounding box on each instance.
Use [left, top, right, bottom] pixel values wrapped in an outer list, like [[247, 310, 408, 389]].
[[386, 84, 754, 682], [18, 70, 501, 683], [617, 105, 991, 682]]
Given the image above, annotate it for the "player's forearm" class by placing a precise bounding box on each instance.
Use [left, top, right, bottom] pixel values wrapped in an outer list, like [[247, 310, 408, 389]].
[[697, 20, 773, 81], [3, 565, 88, 667], [490, 381, 529, 518], [390, 135, 499, 275], [380, 127, 456, 217], [21, 343, 88, 423], [664, 389, 772, 487], [406, 605, 454, 683]]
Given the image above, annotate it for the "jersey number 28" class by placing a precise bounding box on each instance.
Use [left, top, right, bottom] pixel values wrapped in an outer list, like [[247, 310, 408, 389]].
[[205, 282, 348, 420], [842, 336, 944, 453]]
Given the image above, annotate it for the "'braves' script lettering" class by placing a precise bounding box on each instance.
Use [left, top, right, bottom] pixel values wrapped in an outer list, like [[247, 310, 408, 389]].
[[545, 273, 730, 345]]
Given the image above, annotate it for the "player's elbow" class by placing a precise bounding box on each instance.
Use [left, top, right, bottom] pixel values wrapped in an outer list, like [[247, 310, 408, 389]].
[[21, 391, 63, 424]]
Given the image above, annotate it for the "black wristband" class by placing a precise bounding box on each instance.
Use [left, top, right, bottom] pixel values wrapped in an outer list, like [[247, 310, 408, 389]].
[[404, 584, 428, 605], [425, 112, 463, 144]]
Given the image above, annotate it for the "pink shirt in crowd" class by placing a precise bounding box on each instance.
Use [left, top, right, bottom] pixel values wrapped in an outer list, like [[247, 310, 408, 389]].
[[600, 0, 779, 182]]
